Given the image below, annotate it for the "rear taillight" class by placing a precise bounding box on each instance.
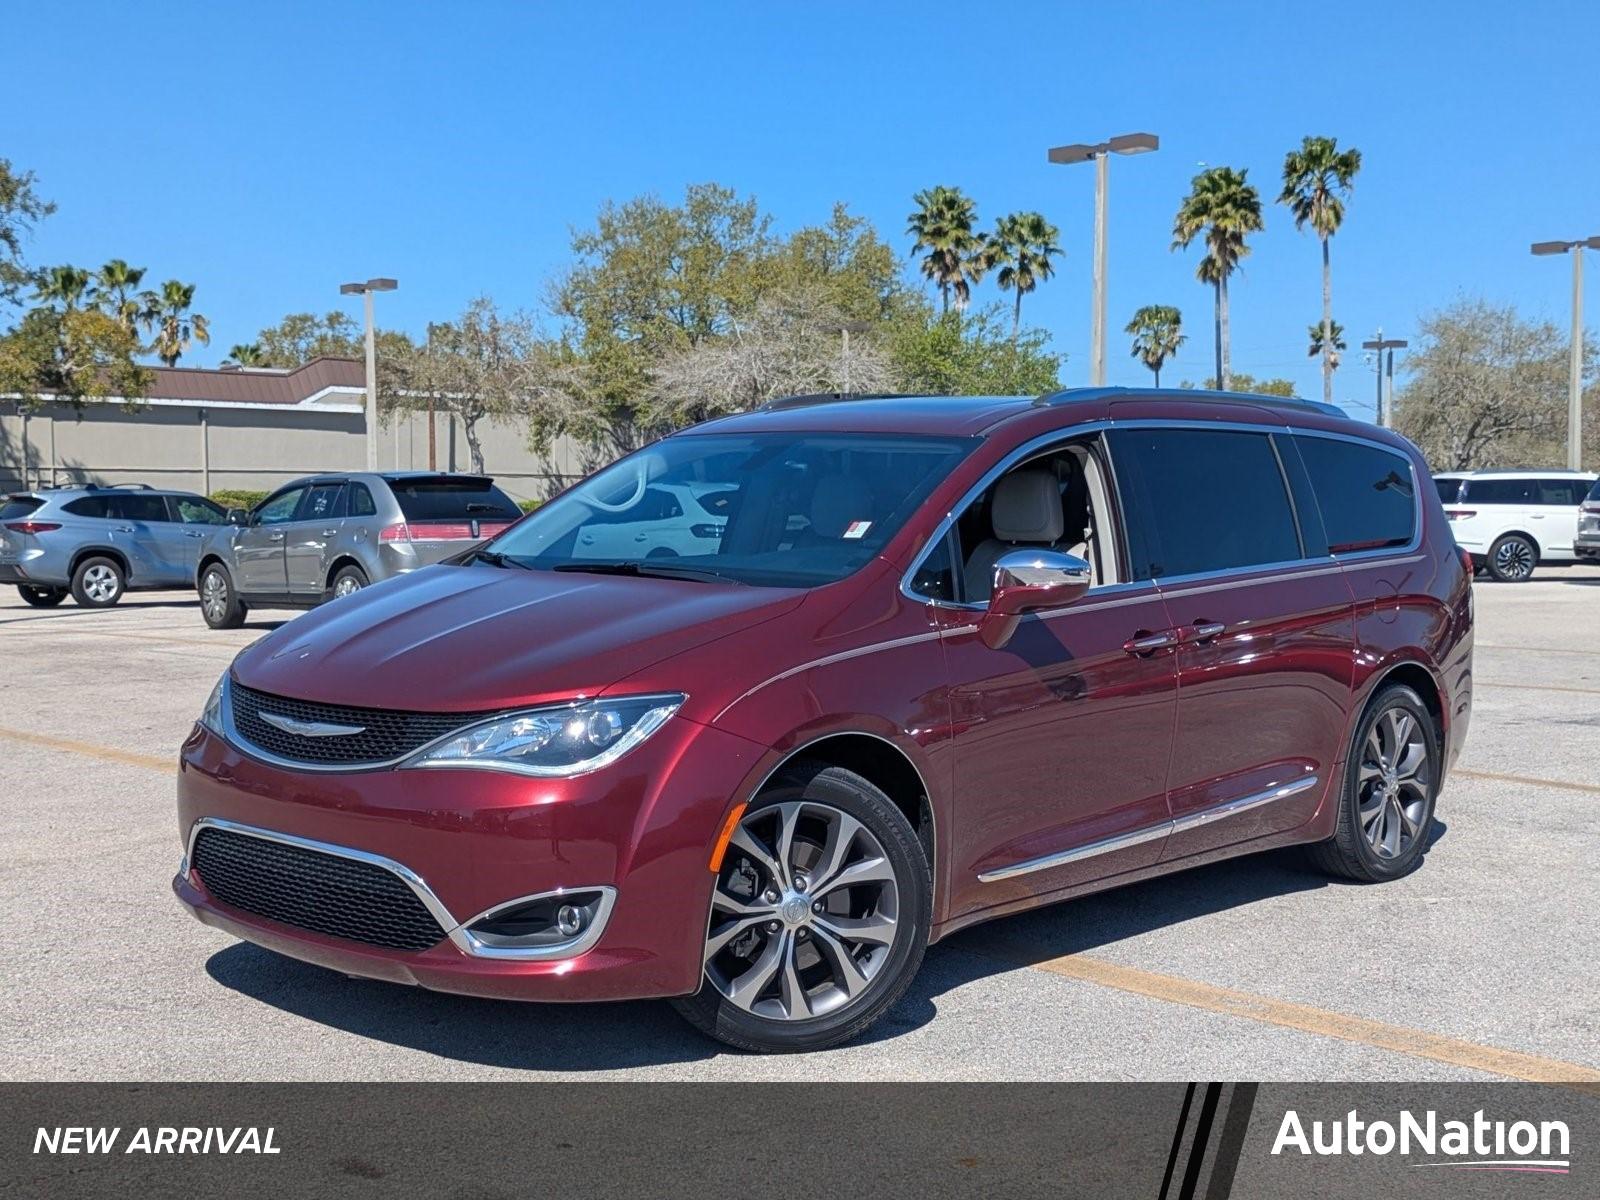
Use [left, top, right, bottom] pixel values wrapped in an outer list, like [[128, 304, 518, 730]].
[[378, 522, 411, 543], [1458, 545, 1475, 575], [1444, 509, 1475, 521], [3, 521, 61, 534], [477, 522, 513, 538]]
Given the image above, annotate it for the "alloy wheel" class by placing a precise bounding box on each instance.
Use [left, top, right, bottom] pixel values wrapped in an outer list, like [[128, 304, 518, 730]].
[[83, 564, 119, 603], [705, 801, 900, 1021], [1357, 708, 1431, 859], [201, 571, 228, 622], [334, 575, 363, 598], [1493, 538, 1535, 580]]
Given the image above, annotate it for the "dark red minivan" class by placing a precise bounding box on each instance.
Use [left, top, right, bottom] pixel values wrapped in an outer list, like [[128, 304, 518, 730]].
[[174, 389, 1473, 1051]]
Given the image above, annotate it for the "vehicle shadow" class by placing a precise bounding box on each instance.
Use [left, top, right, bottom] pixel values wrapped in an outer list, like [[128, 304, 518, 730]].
[[205, 821, 1448, 1070]]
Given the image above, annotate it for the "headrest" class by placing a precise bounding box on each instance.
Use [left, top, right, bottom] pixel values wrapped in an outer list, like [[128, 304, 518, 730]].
[[992, 469, 1065, 543], [810, 476, 874, 539]]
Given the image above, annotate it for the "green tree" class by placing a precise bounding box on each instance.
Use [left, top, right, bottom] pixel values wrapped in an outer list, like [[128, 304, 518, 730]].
[[983, 212, 1063, 339], [907, 186, 986, 314], [888, 301, 1062, 396], [90, 259, 156, 335], [1172, 167, 1264, 389], [1307, 319, 1347, 371], [1280, 136, 1361, 407], [253, 311, 363, 365], [35, 265, 92, 312], [151, 280, 209, 366], [0, 306, 151, 410], [1125, 304, 1185, 386], [224, 342, 266, 366], [0, 159, 55, 308], [1182, 372, 1296, 397]]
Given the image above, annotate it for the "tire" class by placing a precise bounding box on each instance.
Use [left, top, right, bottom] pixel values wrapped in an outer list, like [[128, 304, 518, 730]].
[[671, 761, 930, 1053], [330, 564, 369, 600], [1309, 683, 1440, 883], [1486, 533, 1537, 582], [16, 584, 67, 608], [70, 556, 125, 607], [198, 563, 247, 629]]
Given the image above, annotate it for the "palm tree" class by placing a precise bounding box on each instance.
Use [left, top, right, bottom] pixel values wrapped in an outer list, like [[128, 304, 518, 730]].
[[35, 265, 92, 311], [151, 280, 210, 366], [90, 259, 155, 334], [1280, 136, 1361, 407], [907, 186, 985, 313], [1307, 319, 1347, 371], [983, 212, 1063, 339], [1172, 167, 1264, 389], [1125, 305, 1185, 386], [225, 342, 266, 367]]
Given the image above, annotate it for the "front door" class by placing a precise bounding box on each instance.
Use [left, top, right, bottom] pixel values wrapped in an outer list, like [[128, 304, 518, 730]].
[[1108, 426, 1355, 861], [171, 495, 229, 575], [1533, 476, 1591, 557], [285, 482, 346, 595], [235, 486, 304, 594]]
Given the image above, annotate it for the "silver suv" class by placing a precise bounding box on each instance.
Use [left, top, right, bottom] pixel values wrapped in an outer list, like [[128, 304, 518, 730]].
[[195, 472, 522, 628], [0, 485, 229, 608]]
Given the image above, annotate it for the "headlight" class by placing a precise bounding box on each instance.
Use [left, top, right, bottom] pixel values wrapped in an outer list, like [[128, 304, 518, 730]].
[[199, 672, 228, 735], [404, 694, 684, 777]]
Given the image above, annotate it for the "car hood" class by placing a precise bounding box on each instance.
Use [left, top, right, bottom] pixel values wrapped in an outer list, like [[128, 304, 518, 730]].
[[230, 563, 807, 711]]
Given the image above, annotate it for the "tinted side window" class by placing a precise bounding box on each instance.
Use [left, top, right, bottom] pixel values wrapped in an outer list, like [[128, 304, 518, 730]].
[[1109, 429, 1301, 579], [346, 484, 377, 517], [1536, 478, 1587, 506], [63, 497, 109, 518], [107, 494, 170, 522], [174, 497, 226, 524], [1433, 478, 1462, 505], [909, 528, 960, 603], [1462, 478, 1534, 505], [1292, 437, 1416, 555], [255, 488, 306, 525], [1588, 480, 1600, 505], [299, 484, 344, 521]]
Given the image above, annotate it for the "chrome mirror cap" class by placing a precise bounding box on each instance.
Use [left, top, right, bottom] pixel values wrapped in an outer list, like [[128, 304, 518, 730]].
[[992, 549, 1093, 591]]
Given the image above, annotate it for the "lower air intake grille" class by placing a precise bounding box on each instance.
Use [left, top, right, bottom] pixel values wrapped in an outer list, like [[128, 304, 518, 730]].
[[191, 827, 448, 952]]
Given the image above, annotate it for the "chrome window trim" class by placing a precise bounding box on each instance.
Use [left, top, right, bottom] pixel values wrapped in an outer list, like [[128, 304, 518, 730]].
[[183, 816, 616, 961], [900, 417, 1426, 610], [975, 774, 1319, 884]]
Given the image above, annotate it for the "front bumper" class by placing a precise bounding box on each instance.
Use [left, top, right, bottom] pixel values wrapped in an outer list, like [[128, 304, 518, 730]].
[[174, 715, 765, 1002]]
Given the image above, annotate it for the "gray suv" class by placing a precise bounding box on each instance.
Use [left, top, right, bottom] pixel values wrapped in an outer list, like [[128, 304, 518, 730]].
[[195, 471, 522, 628], [0, 485, 230, 608]]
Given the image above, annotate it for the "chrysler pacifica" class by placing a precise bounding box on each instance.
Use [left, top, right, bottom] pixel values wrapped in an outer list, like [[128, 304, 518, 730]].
[[174, 388, 1474, 1052]]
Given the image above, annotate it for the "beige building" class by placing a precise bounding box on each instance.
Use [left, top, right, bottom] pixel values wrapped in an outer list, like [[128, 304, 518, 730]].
[[1, 357, 590, 502]]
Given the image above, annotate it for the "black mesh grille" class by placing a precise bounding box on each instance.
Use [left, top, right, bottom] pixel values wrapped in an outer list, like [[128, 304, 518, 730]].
[[191, 827, 448, 951], [230, 682, 499, 766]]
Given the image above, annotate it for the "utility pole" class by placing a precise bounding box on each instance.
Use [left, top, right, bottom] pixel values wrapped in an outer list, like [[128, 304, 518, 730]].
[[1532, 237, 1600, 470], [1048, 132, 1159, 386], [1362, 331, 1407, 427], [339, 277, 398, 471]]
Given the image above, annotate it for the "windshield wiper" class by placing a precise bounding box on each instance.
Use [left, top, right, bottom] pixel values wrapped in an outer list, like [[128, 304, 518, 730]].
[[551, 560, 742, 585], [466, 548, 532, 570]]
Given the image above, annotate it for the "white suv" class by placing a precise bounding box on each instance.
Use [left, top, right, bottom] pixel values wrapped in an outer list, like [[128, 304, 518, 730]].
[[1434, 469, 1597, 581]]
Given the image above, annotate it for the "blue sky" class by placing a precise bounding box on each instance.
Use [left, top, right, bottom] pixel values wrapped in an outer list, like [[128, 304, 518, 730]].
[[8, 0, 1597, 415]]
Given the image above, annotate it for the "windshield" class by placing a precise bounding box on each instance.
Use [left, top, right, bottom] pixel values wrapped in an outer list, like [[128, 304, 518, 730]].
[[1588, 479, 1600, 505], [485, 432, 974, 587]]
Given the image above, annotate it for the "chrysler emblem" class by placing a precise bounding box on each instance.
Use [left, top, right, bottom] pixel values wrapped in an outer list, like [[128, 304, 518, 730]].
[[259, 712, 365, 738]]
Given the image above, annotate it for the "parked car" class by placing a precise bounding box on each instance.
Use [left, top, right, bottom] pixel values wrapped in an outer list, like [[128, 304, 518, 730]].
[[1577, 478, 1600, 564], [174, 388, 1473, 1052], [194, 471, 523, 629], [0, 484, 230, 608], [1433, 468, 1597, 581], [573, 481, 736, 560]]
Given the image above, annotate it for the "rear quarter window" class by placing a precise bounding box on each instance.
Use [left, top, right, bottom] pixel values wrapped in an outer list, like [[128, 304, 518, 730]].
[[63, 496, 110, 518], [389, 480, 521, 522], [1292, 436, 1416, 554], [0, 497, 44, 521]]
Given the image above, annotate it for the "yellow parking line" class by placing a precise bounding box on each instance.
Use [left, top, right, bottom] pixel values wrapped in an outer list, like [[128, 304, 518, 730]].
[[0, 725, 174, 772], [1453, 767, 1600, 796], [1019, 952, 1600, 1088]]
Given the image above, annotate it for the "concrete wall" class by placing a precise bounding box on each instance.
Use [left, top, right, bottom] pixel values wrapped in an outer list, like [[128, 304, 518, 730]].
[[0, 402, 595, 503]]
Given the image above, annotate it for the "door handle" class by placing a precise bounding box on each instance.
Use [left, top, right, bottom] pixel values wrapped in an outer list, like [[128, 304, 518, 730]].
[[115, 525, 136, 533], [321, 528, 339, 536], [1123, 630, 1178, 656], [268, 532, 285, 542], [1183, 620, 1227, 643], [183, 530, 206, 539]]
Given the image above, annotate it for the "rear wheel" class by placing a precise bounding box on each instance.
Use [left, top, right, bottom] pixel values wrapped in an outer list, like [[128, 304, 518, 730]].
[[17, 584, 67, 607], [70, 557, 124, 607], [1487, 533, 1537, 582], [671, 761, 930, 1053], [1310, 683, 1439, 882], [199, 563, 247, 629], [331, 564, 369, 599]]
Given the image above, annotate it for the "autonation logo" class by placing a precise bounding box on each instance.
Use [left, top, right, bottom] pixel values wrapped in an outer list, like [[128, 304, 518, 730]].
[[1272, 1108, 1571, 1174]]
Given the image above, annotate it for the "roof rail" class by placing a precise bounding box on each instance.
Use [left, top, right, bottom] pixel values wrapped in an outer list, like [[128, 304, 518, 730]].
[[761, 392, 923, 412], [87, 481, 154, 490]]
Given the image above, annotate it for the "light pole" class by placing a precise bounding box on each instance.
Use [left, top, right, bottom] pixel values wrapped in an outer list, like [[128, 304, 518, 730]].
[[1047, 132, 1159, 386], [1532, 237, 1600, 471], [340, 277, 398, 471], [835, 320, 871, 393], [1361, 331, 1407, 427]]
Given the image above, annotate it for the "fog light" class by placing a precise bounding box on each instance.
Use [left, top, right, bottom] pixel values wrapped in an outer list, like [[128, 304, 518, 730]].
[[556, 904, 585, 936]]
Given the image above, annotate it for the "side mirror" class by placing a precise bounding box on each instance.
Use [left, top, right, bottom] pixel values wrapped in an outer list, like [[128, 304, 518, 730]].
[[226, 508, 248, 526], [979, 550, 1093, 649]]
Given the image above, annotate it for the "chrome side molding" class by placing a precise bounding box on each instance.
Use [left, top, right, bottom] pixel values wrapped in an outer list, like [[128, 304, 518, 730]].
[[976, 775, 1319, 884]]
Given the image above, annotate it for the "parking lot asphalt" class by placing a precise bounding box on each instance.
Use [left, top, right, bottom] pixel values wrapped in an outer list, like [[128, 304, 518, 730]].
[[3, 569, 1598, 1083]]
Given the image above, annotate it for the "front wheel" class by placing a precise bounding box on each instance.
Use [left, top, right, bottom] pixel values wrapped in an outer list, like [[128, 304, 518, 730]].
[[17, 584, 67, 608], [1487, 533, 1537, 582], [671, 761, 930, 1052], [199, 563, 247, 629], [1310, 683, 1439, 882]]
